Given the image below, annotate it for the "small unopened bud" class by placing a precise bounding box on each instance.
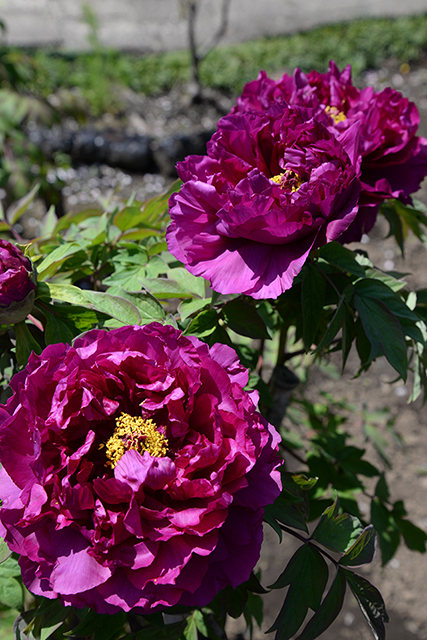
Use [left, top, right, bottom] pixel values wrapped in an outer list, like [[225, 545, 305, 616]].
[[0, 240, 37, 325]]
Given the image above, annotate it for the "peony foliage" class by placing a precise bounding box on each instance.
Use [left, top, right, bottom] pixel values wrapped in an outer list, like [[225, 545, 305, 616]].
[[0, 61, 427, 640]]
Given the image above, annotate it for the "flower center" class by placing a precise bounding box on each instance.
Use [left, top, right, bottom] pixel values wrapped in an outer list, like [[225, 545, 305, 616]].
[[270, 169, 303, 193], [324, 105, 346, 124], [103, 413, 168, 469]]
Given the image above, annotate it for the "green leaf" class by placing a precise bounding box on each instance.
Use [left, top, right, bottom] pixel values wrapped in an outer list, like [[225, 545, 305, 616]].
[[319, 242, 365, 277], [0, 557, 22, 578], [7, 183, 40, 225], [244, 591, 264, 633], [13, 610, 37, 640], [302, 263, 326, 350], [220, 583, 249, 620], [370, 497, 400, 565], [133, 621, 186, 640], [354, 279, 419, 323], [0, 539, 12, 564], [264, 496, 308, 536], [94, 612, 127, 640], [36, 243, 84, 279], [113, 204, 146, 232], [364, 267, 407, 292], [54, 207, 104, 234], [394, 199, 427, 244], [374, 474, 390, 502], [178, 298, 210, 322], [81, 291, 142, 325], [221, 299, 270, 339], [311, 496, 364, 554], [0, 575, 24, 609], [46, 285, 143, 326], [14, 321, 42, 366], [184, 308, 218, 338], [381, 200, 405, 255], [183, 613, 198, 640], [168, 268, 206, 299], [41, 303, 105, 345], [339, 525, 377, 567], [103, 288, 165, 323], [115, 180, 181, 233], [38, 600, 71, 640], [138, 277, 197, 299], [294, 568, 346, 640], [292, 474, 318, 491], [354, 290, 407, 380], [44, 283, 88, 305], [364, 424, 391, 467], [354, 317, 372, 371], [104, 265, 147, 291], [246, 571, 269, 594], [264, 473, 314, 539], [268, 545, 329, 640], [342, 569, 389, 640], [66, 611, 126, 638], [192, 610, 210, 638], [120, 228, 162, 241], [313, 295, 345, 352], [355, 278, 423, 343], [395, 517, 427, 553], [341, 304, 355, 369]]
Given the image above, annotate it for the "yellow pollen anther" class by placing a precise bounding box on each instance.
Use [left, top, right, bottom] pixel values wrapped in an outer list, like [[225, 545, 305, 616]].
[[270, 169, 303, 193], [104, 413, 168, 469], [270, 174, 284, 185], [324, 105, 346, 124]]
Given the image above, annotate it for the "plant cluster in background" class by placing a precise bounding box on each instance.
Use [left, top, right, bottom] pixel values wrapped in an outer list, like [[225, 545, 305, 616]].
[[10, 13, 427, 113]]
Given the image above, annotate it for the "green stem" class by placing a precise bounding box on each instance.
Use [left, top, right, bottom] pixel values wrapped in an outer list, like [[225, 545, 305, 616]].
[[276, 324, 288, 368]]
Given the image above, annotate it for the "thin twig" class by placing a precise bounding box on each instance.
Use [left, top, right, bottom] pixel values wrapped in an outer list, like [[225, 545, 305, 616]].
[[185, 0, 232, 97], [187, 0, 200, 88], [279, 443, 307, 466], [198, 0, 231, 60], [283, 337, 341, 361]]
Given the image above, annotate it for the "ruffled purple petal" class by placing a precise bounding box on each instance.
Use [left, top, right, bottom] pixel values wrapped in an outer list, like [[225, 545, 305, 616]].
[[0, 323, 282, 613]]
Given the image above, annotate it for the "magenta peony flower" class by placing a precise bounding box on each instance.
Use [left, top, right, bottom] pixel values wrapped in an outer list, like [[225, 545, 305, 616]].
[[234, 61, 427, 241], [167, 103, 361, 299], [0, 239, 36, 325], [0, 323, 282, 614]]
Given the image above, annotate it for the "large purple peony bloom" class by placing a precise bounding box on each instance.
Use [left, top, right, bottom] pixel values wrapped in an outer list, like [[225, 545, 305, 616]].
[[167, 103, 361, 299], [0, 239, 36, 325], [234, 61, 427, 241], [0, 323, 282, 614]]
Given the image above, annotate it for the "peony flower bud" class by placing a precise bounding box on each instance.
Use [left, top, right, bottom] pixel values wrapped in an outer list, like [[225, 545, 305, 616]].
[[0, 239, 37, 325]]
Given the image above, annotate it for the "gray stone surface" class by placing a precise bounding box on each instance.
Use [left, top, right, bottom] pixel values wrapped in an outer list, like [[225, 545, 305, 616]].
[[1, 0, 427, 52]]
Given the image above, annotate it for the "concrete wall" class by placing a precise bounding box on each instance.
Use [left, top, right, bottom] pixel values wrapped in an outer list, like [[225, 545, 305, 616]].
[[1, 0, 427, 52]]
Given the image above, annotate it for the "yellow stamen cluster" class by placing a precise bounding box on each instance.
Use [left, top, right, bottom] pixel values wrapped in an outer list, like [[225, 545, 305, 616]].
[[270, 169, 303, 193], [103, 413, 168, 469], [324, 105, 347, 124]]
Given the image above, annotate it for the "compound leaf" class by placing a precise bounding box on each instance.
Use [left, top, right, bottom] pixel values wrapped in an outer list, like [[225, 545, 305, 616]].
[[295, 568, 347, 640], [343, 569, 389, 640]]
